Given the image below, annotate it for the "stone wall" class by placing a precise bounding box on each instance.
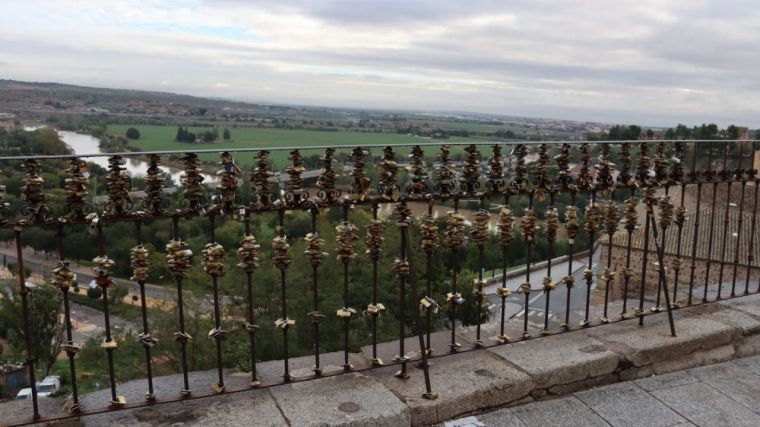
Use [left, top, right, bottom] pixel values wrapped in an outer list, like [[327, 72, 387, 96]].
[[599, 245, 760, 303]]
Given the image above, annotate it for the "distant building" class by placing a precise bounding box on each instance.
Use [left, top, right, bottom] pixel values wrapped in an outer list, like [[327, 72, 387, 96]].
[[0, 112, 16, 130], [0, 364, 28, 392]]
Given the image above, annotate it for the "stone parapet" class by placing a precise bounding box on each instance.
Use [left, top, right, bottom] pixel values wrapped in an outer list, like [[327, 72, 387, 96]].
[[29, 293, 760, 427]]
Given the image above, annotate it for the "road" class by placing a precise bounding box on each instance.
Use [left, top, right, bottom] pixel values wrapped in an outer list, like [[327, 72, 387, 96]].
[[484, 245, 603, 327]]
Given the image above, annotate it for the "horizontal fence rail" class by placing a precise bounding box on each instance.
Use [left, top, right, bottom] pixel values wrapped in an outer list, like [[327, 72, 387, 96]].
[[1, 139, 758, 425]]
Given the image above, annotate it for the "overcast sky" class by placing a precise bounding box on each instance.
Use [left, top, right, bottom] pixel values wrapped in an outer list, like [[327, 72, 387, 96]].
[[1, 0, 758, 127]]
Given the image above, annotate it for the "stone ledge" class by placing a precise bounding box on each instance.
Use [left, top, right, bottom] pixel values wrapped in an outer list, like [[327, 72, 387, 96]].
[[269, 372, 410, 427], [367, 351, 534, 426], [23, 297, 760, 427]]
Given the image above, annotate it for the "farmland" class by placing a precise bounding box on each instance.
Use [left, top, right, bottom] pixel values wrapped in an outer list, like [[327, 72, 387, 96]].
[[107, 124, 491, 166]]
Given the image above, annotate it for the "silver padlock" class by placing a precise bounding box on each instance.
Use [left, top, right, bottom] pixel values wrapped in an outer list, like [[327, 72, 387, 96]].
[[88, 216, 99, 236]]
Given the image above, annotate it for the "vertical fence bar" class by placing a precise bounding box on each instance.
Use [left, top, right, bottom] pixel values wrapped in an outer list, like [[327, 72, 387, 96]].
[[543, 199, 558, 333], [637, 191, 652, 325], [582, 191, 597, 327], [404, 229, 437, 400], [132, 221, 155, 401], [620, 196, 636, 317], [473, 197, 489, 346], [445, 197, 463, 352], [601, 201, 618, 322], [658, 194, 674, 311], [653, 191, 670, 312], [669, 140, 686, 307], [54, 223, 82, 411], [336, 202, 357, 372], [563, 192, 578, 328], [240, 214, 260, 386], [672, 185, 687, 306], [307, 206, 324, 374], [578, 142, 595, 328], [496, 197, 514, 342], [393, 201, 411, 378], [748, 140, 759, 293], [687, 141, 701, 305], [273, 209, 293, 381], [94, 221, 122, 408], [366, 203, 384, 365], [644, 196, 677, 336], [520, 195, 535, 338], [14, 227, 40, 420], [420, 198, 438, 354], [717, 141, 731, 299], [703, 141, 718, 302], [204, 213, 226, 393], [168, 214, 191, 397], [731, 142, 746, 296], [597, 142, 616, 323]]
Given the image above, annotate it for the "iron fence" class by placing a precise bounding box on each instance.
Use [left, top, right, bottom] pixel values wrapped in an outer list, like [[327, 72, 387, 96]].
[[1, 139, 758, 425]]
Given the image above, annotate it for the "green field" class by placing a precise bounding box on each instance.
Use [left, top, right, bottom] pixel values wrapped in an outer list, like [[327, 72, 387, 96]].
[[108, 124, 490, 166]]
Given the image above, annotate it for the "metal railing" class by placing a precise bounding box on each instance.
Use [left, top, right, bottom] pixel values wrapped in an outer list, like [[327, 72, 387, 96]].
[[2, 139, 759, 425]]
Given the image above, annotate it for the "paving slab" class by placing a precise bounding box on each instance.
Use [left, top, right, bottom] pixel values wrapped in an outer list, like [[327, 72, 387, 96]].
[[81, 388, 285, 426], [687, 303, 760, 335], [511, 396, 609, 427], [633, 370, 699, 392], [473, 408, 527, 427], [575, 382, 685, 427], [731, 354, 760, 375], [487, 331, 620, 388], [652, 382, 760, 427], [269, 372, 410, 427], [369, 351, 534, 426], [584, 313, 737, 368], [686, 361, 760, 411]]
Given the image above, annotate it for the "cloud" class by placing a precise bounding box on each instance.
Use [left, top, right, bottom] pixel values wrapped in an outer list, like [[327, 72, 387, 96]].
[[0, 0, 759, 127]]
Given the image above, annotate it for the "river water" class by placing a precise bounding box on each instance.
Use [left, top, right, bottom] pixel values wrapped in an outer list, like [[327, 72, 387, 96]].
[[57, 130, 213, 184]]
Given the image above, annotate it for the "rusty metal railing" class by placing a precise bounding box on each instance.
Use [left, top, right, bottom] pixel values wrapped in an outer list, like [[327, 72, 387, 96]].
[[2, 139, 758, 425]]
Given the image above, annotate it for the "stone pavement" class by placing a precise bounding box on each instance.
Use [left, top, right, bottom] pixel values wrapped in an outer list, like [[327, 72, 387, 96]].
[[6, 291, 760, 426], [446, 355, 760, 427]]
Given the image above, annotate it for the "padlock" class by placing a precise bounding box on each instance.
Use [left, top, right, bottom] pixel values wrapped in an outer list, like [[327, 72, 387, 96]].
[[336, 307, 357, 318], [471, 209, 490, 247], [275, 318, 295, 329], [496, 287, 511, 297], [365, 303, 385, 316]]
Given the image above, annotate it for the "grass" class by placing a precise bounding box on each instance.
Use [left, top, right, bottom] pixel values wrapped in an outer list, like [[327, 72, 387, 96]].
[[107, 124, 491, 167]]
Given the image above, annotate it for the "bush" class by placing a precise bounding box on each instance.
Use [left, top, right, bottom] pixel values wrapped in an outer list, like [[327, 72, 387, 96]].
[[125, 127, 140, 140], [86, 286, 103, 300]]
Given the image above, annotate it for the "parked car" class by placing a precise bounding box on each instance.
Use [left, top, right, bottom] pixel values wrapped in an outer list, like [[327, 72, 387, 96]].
[[15, 388, 33, 400], [36, 375, 61, 396], [14, 376, 61, 400]]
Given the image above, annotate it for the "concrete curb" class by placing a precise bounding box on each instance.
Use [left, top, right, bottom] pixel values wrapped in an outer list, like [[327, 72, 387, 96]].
[[31, 293, 760, 427]]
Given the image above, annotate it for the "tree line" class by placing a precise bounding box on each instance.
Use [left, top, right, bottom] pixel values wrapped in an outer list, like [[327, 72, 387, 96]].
[[175, 126, 231, 143]]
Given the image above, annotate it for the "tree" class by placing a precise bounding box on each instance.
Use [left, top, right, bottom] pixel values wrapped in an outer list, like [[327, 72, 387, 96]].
[[87, 285, 103, 300], [726, 125, 740, 140], [175, 126, 186, 142], [0, 284, 62, 376], [646, 128, 654, 139], [125, 127, 140, 140], [626, 125, 642, 140], [223, 128, 231, 140]]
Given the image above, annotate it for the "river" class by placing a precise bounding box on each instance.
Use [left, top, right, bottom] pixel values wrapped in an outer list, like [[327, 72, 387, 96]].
[[57, 130, 214, 184]]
